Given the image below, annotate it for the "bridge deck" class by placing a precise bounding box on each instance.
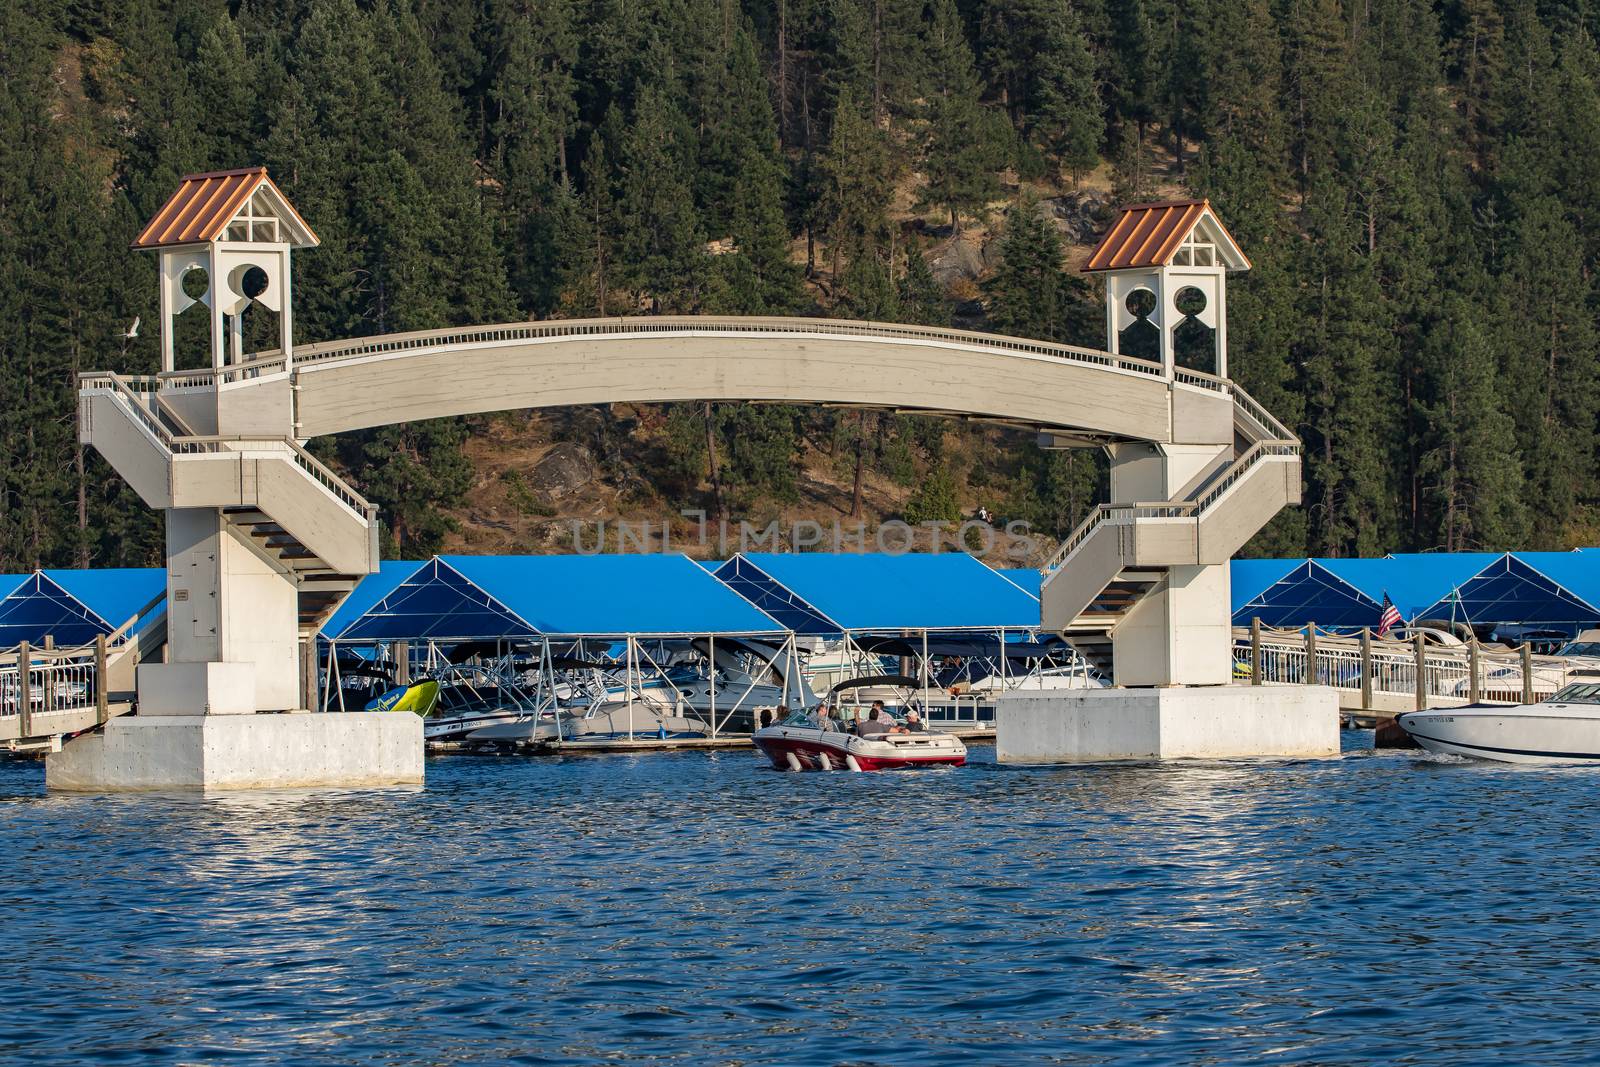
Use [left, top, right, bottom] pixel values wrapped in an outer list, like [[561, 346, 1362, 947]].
[[155, 317, 1244, 446]]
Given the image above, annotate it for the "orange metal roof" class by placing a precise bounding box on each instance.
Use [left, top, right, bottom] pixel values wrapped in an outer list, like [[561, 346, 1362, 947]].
[[132, 167, 317, 249], [1083, 199, 1245, 272]]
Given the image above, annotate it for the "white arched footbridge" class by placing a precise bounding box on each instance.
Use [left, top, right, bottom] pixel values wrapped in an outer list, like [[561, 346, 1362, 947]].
[[77, 173, 1299, 727]]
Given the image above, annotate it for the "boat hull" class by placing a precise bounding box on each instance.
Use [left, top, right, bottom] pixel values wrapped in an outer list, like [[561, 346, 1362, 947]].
[[1398, 706, 1600, 764], [752, 726, 966, 771], [424, 710, 528, 742]]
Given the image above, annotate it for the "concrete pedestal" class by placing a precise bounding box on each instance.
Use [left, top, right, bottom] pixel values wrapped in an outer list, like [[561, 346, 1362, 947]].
[[45, 712, 424, 791], [996, 685, 1339, 763], [137, 661, 257, 715]]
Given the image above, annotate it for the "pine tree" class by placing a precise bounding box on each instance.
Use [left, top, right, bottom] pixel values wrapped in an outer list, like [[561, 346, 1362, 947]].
[[815, 90, 894, 272], [1414, 294, 1525, 550], [896, 246, 950, 326], [614, 82, 709, 312], [1033, 4, 1102, 184], [702, 28, 802, 315], [487, 0, 580, 315], [984, 201, 1068, 341], [917, 0, 999, 234]]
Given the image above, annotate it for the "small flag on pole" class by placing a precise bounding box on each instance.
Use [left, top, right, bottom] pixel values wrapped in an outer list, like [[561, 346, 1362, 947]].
[[1377, 592, 1402, 637]]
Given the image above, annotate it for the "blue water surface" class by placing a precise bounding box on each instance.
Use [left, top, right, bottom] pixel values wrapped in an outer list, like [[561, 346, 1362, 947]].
[[0, 733, 1595, 1066]]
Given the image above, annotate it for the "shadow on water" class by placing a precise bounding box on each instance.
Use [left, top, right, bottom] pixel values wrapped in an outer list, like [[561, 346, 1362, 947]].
[[0, 730, 1597, 1065]]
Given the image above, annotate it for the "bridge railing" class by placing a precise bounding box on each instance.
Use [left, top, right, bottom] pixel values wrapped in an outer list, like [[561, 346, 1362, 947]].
[[169, 436, 376, 520], [1192, 440, 1299, 513], [232, 316, 1174, 382], [80, 376, 375, 520], [1229, 383, 1298, 445], [1041, 384, 1300, 575], [1234, 625, 1571, 707], [0, 645, 101, 733]]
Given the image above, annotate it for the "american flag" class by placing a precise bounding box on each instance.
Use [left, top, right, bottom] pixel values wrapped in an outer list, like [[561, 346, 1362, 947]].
[[1377, 592, 1402, 637]]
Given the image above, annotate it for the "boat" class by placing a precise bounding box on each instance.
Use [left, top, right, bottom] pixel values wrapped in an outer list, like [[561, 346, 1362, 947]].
[[1397, 682, 1600, 763], [367, 663, 539, 742], [752, 706, 967, 771], [465, 700, 714, 749]]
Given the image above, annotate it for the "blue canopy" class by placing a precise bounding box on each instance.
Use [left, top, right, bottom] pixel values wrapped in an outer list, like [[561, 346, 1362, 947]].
[[1229, 558, 1300, 613], [1232, 560, 1381, 628], [1322, 554, 1498, 622], [320, 560, 427, 639], [443, 554, 784, 636], [326, 558, 541, 641], [997, 567, 1042, 597], [1512, 551, 1600, 612], [715, 552, 1042, 634], [0, 568, 165, 647], [1408, 552, 1600, 635]]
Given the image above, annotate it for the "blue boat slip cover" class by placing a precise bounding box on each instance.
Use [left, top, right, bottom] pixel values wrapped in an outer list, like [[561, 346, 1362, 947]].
[[715, 552, 1042, 635], [330, 554, 785, 641], [1230, 550, 1600, 632], [997, 567, 1042, 598], [0, 568, 165, 647]]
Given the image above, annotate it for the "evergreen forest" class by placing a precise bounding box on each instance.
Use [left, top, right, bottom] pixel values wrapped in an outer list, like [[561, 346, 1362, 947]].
[[3, 0, 1600, 570]]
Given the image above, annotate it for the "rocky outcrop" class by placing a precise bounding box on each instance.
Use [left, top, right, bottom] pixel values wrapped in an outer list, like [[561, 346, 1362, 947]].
[[527, 441, 597, 502]]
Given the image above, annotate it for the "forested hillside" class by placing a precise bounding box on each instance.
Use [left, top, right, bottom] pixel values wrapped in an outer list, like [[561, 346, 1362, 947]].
[[3, 0, 1599, 570]]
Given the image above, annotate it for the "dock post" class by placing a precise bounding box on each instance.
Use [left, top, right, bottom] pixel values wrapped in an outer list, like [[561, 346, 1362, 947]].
[[42, 643, 55, 716], [1304, 623, 1317, 686], [95, 634, 109, 726], [1250, 617, 1262, 685], [1521, 643, 1534, 705], [1468, 638, 1480, 704], [1413, 632, 1427, 711], [300, 637, 318, 712], [17, 641, 31, 739], [1360, 628, 1373, 712]]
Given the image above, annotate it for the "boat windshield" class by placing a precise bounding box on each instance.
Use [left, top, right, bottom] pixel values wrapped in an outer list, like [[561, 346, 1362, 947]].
[[1550, 683, 1600, 704], [778, 708, 820, 728], [1557, 641, 1600, 658]]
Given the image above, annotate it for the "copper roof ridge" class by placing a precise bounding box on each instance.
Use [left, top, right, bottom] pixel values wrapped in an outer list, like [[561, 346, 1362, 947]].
[[177, 166, 268, 182], [1117, 197, 1208, 211]]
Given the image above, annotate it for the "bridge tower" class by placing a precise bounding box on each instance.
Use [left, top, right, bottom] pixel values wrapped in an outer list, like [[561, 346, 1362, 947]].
[[1038, 200, 1283, 689], [56, 169, 414, 790]]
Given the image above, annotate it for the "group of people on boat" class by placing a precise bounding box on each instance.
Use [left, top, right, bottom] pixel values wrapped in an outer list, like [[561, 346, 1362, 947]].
[[760, 700, 926, 735]]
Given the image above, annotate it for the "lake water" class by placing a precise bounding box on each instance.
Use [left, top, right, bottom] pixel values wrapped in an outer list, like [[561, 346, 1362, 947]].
[[1, 733, 1596, 1065]]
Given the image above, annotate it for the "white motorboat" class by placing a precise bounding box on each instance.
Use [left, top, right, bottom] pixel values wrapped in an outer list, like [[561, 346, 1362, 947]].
[[1398, 682, 1600, 764]]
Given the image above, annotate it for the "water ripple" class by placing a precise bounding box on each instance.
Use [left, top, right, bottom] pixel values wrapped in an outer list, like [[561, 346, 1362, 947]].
[[1, 735, 1598, 1063]]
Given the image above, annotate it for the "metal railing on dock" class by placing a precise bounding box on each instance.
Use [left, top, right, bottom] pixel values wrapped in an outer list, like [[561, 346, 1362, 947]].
[[1236, 621, 1570, 713], [0, 637, 113, 746]]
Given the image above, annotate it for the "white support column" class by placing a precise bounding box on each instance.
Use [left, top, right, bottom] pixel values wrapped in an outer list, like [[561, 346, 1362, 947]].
[[159, 259, 175, 373], [282, 246, 295, 371]]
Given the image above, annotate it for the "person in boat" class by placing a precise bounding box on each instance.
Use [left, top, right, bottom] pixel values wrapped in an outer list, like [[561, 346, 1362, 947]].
[[873, 703, 899, 731], [758, 707, 775, 730], [858, 702, 890, 736], [847, 707, 870, 735], [816, 703, 840, 732], [902, 709, 926, 732]]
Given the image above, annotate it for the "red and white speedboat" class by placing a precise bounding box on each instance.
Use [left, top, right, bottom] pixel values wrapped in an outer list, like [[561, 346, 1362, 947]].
[[753, 710, 966, 771]]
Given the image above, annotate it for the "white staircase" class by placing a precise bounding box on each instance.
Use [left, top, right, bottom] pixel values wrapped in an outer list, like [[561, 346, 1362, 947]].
[[1041, 385, 1301, 676], [78, 374, 379, 638]]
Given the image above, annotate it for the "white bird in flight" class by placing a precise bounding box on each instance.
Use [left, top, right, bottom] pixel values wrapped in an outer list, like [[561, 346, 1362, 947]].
[[123, 316, 140, 339]]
